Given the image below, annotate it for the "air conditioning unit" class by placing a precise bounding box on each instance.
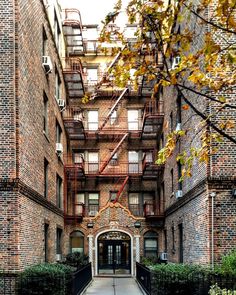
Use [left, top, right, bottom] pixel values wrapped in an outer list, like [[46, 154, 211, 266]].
[[57, 99, 65, 108], [56, 143, 63, 154], [56, 254, 62, 261], [175, 123, 182, 132], [176, 190, 183, 199], [160, 252, 168, 261], [171, 56, 181, 69], [42, 56, 53, 74], [88, 210, 97, 217]]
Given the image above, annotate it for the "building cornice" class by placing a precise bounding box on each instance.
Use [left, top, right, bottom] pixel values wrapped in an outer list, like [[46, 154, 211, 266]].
[[0, 179, 63, 217]]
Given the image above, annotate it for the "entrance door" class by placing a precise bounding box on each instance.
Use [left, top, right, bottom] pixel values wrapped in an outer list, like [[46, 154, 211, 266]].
[[98, 231, 131, 275]]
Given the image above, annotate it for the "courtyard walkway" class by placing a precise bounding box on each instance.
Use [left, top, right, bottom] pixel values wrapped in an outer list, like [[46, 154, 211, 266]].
[[83, 277, 144, 295]]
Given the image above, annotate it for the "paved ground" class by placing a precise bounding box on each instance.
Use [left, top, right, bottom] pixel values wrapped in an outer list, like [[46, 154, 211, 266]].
[[83, 277, 144, 295]]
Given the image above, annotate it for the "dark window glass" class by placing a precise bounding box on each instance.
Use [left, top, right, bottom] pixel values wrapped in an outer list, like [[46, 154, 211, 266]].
[[44, 159, 49, 198]]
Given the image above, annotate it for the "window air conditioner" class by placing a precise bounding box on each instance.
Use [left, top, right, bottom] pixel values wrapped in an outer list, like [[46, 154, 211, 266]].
[[88, 210, 97, 217], [171, 56, 181, 70], [58, 99, 65, 108], [42, 56, 53, 74], [160, 252, 168, 261], [175, 123, 182, 132], [56, 143, 63, 154], [56, 254, 62, 261], [175, 190, 183, 199]]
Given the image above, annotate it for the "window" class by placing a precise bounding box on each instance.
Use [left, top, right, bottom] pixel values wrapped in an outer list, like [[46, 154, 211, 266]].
[[88, 193, 99, 213], [128, 110, 139, 130], [164, 229, 167, 252], [88, 152, 99, 173], [128, 151, 139, 173], [88, 110, 98, 130], [43, 93, 48, 135], [44, 159, 49, 198], [129, 193, 140, 216], [54, 10, 61, 51], [145, 151, 153, 163], [56, 228, 62, 255], [172, 225, 175, 253], [75, 193, 84, 216], [87, 68, 98, 84], [74, 152, 84, 164], [110, 110, 118, 125], [70, 231, 84, 254], [170, 112, 173, 132], [171, 169, 174, 194], [176, 94, 182, 124], [110, 152, 118, 166], [44, 223, 49, 262], [55, 68, 61, 100], [177, 161, 182, 190], [143, 193, 155, 215], [110, 191, 117, 202], [42, 27, 47, 56], [56, 174, 62, 208], [178, 223, 183, 263], [56, 121, 62, 144], [144, 231, 158, 257]]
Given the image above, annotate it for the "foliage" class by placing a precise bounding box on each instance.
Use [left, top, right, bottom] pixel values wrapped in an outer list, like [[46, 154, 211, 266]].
[[98, 0, 236, 177], [18, 263, 74, 295], [220, 249, 236, 275], [64, 252, 89, 269], [140, 255, 160, 266], [209, 284, 236, 295]]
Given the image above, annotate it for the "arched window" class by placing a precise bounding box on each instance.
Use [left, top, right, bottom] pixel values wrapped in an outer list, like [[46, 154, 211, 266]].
[[70, 231, 84, 254], [144, 231, 158, 257]]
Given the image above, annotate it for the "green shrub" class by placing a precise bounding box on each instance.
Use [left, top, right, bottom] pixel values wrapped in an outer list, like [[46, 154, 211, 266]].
[[19, 263, 74, 295], [209, 284, 236, 295], [64, 252, 89, 268], [220, 249, 236, 275]]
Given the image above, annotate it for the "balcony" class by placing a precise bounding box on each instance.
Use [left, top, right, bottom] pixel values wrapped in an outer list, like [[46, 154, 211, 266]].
[[62, 57, 84, 98], [144, 203, 165, 220], [142, 154, 164, 179], [63, 107, 85, 139], [142, 100, 164, 139], [62, 8, 84, 55], [64, 204, 100, 224]]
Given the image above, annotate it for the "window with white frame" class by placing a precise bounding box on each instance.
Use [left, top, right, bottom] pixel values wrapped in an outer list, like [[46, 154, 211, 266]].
[[75, 193, 84, 216], [87, 110, 98, 130], [128, 151, 139, 173], [88, 152, 99, 173], [88, 193, 99, 213], [144, 231, 158, 257], [128, 193, 140, 216], [128, 109, 139, 130]]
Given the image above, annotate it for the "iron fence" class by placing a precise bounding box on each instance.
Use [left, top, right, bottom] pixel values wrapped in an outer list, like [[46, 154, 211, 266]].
[[71, 263, 92, 295], [136, 262, 236, 295]]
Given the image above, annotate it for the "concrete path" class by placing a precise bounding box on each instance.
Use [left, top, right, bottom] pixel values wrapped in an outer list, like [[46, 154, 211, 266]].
[[83, 277, 144, 295]]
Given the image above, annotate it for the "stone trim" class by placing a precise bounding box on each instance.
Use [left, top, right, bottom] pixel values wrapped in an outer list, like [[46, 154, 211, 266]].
[[208, 176, 236, 189], [0, 179, 63, 217]]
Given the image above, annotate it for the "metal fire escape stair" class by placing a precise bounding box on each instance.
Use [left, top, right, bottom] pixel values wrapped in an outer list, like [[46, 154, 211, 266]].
[[98, 88, 128, 132], [113, 175, 129, 203], [99, 133, 128, 174]]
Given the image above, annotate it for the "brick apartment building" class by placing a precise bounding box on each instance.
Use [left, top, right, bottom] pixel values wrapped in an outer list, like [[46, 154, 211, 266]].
[[0, 0, 235, 277]]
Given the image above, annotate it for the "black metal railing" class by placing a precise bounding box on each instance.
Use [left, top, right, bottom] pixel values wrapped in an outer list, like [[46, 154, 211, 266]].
[[0, 263, 92, 295], [136, 262, 152, 295], [136, 262, 236, 295], [71, 263, 92, 295]]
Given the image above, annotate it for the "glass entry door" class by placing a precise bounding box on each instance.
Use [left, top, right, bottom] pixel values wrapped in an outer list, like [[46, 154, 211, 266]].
[[98, 231, 131, 274]]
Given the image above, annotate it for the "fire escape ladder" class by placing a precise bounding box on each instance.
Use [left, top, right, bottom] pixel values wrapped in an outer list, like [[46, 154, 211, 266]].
[[113, 176, 129, 203], [99, 133, 128, 173], [141, 103, 148, 133], [98, 88, 128, 132]]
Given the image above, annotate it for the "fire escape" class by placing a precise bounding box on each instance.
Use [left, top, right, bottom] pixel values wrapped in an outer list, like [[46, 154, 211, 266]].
[[62, 13, 165, 223]]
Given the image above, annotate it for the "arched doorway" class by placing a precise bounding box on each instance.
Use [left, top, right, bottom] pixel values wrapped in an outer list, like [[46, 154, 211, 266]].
[[97, 231, 131, 275]]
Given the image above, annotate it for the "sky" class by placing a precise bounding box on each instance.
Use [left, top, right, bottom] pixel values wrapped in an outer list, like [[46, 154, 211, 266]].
[[59, 0, 130, 27]]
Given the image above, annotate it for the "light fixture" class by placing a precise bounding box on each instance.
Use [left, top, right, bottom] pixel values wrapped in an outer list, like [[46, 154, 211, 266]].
[[87, 222, 94, 228], [134, 221, 141, 228]]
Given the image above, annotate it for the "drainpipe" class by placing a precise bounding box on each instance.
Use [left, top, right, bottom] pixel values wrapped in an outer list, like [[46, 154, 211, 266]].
[[210, 192, 216, 269]]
